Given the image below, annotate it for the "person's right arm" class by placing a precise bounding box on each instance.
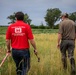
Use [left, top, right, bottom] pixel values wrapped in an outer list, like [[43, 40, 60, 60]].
[[27, 25, 37, 54], [29, 39, 37, 54], [57, 22, 62, 48], [75, 23, 76, 39], [57, 33, 62, 48]]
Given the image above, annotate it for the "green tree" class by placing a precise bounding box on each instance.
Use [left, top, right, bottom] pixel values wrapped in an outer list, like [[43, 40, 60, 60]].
[[44, 8, 61, 28], [7, 12, 32, 24], [69, 12, 76, 22], [24, 13, 32, 25], [7, 12, 16, 24]]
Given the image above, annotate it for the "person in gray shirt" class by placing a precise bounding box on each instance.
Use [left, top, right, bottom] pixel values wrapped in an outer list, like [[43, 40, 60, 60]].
[[57, 13, 76, 75]]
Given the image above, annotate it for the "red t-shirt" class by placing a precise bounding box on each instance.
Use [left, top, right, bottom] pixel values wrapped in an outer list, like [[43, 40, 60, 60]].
[[6, 20, 34, 49]]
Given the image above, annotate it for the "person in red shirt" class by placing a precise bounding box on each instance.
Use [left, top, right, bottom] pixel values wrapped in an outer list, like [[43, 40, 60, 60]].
[[6, 11, 37, 75]]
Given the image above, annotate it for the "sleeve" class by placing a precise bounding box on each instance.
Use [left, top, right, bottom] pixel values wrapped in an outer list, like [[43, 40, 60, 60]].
[[6, 26, 11, 40], [27, 25, 34, 39], [58, 22, 63, 34]]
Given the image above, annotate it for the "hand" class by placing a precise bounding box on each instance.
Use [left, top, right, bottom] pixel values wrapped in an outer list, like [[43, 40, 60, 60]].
[[7, 50, 11, 54], [34, 50, 37, 55], [57, 43, 60, 49], [7, 50, 11, 56]]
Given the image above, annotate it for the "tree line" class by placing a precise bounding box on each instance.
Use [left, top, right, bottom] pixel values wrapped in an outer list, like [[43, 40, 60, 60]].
[[7, 8, 76, 29]]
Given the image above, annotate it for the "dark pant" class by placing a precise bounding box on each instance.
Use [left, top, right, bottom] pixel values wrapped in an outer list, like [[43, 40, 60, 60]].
[[12, 48, 30, 75], [60, 40, 75, 72]]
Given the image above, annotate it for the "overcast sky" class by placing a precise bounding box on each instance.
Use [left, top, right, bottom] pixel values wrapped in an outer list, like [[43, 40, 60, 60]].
[[0, 0, 76, 26]]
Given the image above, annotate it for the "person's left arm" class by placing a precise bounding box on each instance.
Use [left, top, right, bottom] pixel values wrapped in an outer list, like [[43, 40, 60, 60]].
[[6, 26, 11, 53], [6, 39, 11, 53]]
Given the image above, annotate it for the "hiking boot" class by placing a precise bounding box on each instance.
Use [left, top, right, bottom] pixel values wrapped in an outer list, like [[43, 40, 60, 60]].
[[70, 58, 76, 75]]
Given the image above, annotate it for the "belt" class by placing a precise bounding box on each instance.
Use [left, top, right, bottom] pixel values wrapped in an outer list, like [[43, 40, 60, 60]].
[[62, 39, 75, 40], [12, 48, 29, 50]]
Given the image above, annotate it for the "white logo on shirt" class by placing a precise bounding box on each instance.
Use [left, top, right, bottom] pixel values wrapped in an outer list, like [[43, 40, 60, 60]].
[[15, 27, 22, 33]]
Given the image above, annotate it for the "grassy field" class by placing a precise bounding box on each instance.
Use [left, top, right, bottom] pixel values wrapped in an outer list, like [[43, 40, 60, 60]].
[[0, 33, 76, 75], [0, 26, 58, 34]]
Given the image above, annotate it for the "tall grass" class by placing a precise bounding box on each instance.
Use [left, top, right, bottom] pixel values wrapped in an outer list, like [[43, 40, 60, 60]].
[[0, 33, 76, 75]]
